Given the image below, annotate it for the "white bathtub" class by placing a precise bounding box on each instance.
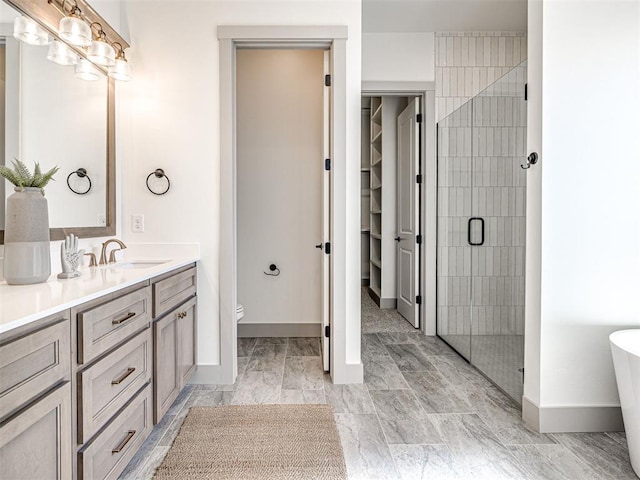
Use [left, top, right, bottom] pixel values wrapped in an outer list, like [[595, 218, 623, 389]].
[[610, 329, 640, 478]]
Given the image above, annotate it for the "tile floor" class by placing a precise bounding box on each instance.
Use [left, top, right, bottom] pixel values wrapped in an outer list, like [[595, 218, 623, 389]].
[[120, 295, 636, 480]]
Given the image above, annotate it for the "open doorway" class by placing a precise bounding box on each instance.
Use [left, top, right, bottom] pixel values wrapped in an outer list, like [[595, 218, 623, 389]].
[[235, 48, 331, 372], [361, 94, 422, 333]]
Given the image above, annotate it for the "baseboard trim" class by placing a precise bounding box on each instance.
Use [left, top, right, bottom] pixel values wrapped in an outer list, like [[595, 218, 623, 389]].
[[380, 298, 397, 309], [331, 362, 364, 384], [367, 288, 396, 309], [522, 396, 624, 433], [189, 364, 222, 385], [238, 323, 321, 338]]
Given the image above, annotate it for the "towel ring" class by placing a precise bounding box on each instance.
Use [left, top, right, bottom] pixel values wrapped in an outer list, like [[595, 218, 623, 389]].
[[146, 169, 171, 195], [66, 168, 92, 195]]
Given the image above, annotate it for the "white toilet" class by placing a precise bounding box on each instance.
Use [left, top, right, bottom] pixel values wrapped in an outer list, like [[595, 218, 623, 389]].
[[236, 304, 245, 323]]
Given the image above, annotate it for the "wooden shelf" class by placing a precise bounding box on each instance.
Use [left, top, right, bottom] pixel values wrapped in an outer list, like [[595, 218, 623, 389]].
[[370, 210, 381, 215], [361, 228, 370, 233], [369, 285, 381, 298], [371, 233, 382, 240], [371, 157, 382, 167], [361, 167, 370, 172], [370, 130, 382, 148], [371, 104, 382, 124], [371, 184, 381, 191], [370, 258, 382, 269]]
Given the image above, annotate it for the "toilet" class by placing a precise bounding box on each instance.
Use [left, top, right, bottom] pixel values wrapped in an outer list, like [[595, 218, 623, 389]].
[[236, 304, 245, 323]]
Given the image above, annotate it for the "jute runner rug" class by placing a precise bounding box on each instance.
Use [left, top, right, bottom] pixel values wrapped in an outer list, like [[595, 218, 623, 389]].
[[153, 404, 348, 480]]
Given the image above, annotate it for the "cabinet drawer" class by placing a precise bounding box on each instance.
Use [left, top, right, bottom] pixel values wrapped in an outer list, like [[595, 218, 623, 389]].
[[0, 314, 70, 420], [153, 266, 196, 318], [0, 382, 72, 480], [78, 383, 152, 480], [78, 286, 151, 364], [78, 329, 152, 443]]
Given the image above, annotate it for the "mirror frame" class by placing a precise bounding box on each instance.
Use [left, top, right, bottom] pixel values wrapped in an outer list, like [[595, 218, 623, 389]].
[[0, 0, 126, 243]]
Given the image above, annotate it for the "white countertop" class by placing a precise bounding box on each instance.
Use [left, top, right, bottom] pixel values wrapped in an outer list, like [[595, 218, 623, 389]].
[[0, 256, 199, 335]]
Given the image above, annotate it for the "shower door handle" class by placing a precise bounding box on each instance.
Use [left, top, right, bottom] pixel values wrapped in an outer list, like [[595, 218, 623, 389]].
[[468, 217, 485, 246]]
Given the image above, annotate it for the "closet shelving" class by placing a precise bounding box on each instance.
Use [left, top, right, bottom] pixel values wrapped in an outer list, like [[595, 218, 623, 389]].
[[369, 97, 383, 299], [361, 100, 371, 285]]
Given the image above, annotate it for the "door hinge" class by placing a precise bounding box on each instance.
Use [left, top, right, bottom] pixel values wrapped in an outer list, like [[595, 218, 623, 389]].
[[325, 158, 331, 171], [325, 325, 330, 337], [416, 235, 422, 244], [416, 113, 423, 123], [415, 295, 422, 305], [524, 83, 528, 101], [325, 74, 331, 87], [324, 242, 331, 254], [416, 174, 423, 184]]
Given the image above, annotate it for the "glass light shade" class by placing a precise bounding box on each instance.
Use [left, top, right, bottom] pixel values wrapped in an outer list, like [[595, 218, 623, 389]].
[[59, 15, 92, 47], [47, 40, 79, 66], [87, 39, 116, 67], [75, 59, 100, 81], [13, 16, 51, 46], [108, 58, 132, 81]]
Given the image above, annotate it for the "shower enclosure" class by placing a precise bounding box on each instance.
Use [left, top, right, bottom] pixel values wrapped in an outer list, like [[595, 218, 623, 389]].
[[436, 61, 527, 404]]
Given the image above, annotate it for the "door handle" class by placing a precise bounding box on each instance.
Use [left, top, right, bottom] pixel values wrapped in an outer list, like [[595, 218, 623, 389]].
[[467, 217, 485, 246], [315, 243, 324, 250], [394, 236, 402, 242]]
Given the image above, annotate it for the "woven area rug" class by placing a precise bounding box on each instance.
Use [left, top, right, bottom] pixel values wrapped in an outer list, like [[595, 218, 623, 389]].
[[153, 404, 348, 480]]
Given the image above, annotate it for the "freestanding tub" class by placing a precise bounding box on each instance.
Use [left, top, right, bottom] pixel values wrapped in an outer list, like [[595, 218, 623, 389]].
[[610, 329, 640, 478]]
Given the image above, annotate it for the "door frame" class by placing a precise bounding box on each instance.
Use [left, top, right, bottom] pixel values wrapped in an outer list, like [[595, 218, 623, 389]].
[[218, 26, 353, 385], [361, 82, 437, 336]]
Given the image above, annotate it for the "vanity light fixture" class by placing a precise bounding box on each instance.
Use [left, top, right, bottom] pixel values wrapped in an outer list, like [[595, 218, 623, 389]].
[[58, 2, 92, 47], [47, 40, 79, 66], [87, 22, 115, 67], [13, 15, 51, 46], [108, 43, 132, 81], [75, 58, 99, 81]]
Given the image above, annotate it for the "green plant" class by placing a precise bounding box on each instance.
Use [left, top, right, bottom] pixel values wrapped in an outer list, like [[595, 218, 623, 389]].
[[0, 160, 59, 189]]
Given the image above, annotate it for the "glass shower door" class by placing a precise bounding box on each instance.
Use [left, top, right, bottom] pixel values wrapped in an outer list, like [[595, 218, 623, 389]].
[[436, 101, 473, 360], [470, 63, 527, 402], [437, 61, 528, 404]]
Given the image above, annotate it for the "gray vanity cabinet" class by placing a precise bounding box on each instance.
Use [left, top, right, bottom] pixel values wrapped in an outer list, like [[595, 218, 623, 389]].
[[0, 312, 73, 480], [152, 265, 197, 423], [0, 262, 197, 480], [0, 383, 73, 480]]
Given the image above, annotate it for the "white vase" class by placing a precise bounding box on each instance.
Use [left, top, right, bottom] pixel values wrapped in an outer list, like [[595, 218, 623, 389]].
[[3, 187, 51, 285]]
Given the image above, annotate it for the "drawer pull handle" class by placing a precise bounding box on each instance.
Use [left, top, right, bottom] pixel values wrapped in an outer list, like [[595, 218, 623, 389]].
[[112, 430, 136, 454], [177, 311, 187, 319], [112, 367, 136, 385], [112, 312, 136, 325]]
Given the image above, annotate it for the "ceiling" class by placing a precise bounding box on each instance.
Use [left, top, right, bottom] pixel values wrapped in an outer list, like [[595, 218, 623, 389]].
[[363, 0, 528, 33]]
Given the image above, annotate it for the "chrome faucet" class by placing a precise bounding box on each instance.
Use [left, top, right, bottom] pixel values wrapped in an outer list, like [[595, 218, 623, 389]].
[[99, 238, 127, 265]]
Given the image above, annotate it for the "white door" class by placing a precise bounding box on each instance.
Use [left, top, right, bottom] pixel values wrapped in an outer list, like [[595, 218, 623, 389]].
[[321, 50, 331, 371], [396, 98, 420, 328]]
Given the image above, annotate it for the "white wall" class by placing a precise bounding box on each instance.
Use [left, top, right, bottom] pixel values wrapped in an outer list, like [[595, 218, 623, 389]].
[[362, 33, 434, 82], [525, 0, 640, 428], [119, 0, 362, 368], [237, 49, 323, 326]]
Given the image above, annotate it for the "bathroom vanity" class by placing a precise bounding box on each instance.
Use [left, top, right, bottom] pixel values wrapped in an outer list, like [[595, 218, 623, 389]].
[[0, 259, 198, 480]]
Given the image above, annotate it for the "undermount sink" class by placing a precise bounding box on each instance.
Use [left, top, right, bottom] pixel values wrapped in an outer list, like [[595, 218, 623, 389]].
[[107, 260, 169, 270]]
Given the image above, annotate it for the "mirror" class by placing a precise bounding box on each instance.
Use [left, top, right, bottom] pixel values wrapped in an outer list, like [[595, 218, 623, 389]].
[[0, 0, 115, 243]]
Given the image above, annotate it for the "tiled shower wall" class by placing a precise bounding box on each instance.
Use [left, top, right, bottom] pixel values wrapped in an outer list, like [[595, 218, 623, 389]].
[[435, 32, 527, 121]]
